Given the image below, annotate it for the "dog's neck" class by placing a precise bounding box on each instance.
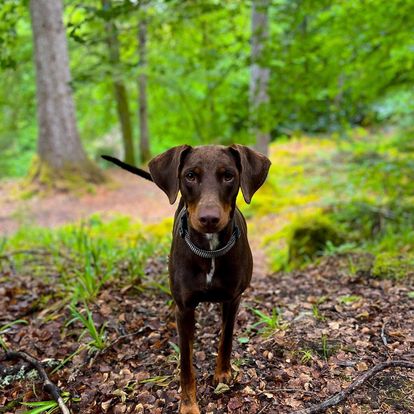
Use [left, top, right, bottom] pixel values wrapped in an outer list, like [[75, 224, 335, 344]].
[[186, 214, 235, 251], [183, 208, 237, 287], [205, 233, 220, 250]]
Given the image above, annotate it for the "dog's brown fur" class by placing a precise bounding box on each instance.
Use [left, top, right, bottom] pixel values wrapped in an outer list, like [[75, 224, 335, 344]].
[[103, 145, 271, 414]]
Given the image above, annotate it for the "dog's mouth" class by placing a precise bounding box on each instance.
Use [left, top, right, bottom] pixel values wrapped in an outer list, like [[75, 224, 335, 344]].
[[189, 215, 229, 234], [186, 201, 232, 234]]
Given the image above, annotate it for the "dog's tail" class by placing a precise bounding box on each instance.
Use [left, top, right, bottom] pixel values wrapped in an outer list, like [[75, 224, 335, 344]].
[[101, 155, 153, 182]]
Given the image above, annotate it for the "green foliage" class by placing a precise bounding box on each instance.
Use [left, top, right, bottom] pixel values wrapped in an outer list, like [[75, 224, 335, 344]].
[[68, 303, 107, 350], [20, 392, 78, 414], [21, 400, 61, 414], [249, 306, 286, 336], [0, 319, 28, 351], [3, 214, 171, 303], [371, 253, 414, 280], [2, 1, 414, 177], [287, 214, 343, 268], [338, 295, 361, 305], [262, 130, 414, 276]]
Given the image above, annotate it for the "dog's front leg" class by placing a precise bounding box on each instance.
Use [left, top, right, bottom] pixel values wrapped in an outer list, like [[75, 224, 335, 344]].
[[176, 306, 200, 414], [214, 296, 241, 385]]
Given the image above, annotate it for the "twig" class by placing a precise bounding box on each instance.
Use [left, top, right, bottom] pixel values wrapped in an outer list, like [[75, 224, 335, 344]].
[[84, 328, 142, 369], [105, 328, 142, 351], [259, 388, 319, 397], [3, 351, 71, 414], [291, 360, 414, 414], [380, 322, 388, 346], [257, 402, 271, 413]]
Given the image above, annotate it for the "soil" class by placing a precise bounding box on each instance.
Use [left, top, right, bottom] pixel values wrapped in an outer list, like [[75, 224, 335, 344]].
[[0, 170, 176, 235]]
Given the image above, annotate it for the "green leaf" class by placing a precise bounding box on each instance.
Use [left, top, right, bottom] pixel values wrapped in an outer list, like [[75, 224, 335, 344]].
[[214, 382, 230, 395], [21, 400, 57, 414]]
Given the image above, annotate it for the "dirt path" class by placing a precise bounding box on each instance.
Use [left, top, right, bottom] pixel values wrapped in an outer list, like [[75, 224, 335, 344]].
[[0, 170, 270, 276], [0, 170, 176, 235]]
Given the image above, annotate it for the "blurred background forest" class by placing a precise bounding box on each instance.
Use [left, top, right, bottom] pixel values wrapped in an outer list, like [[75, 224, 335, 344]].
[[1, 0, 413, 176]]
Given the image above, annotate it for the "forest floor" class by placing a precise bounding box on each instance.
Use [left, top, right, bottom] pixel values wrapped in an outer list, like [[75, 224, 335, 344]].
[[0, 170, 414, 413]]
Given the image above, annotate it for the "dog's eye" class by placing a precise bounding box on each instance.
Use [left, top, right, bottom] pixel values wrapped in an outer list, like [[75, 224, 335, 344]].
[[223, 172, 234, 182], [185, 172, 196, 182]]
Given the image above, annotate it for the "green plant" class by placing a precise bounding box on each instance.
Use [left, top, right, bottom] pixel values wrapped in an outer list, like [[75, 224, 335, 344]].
[[324, 240, 357, 256], [300, 349, 314, 364], [68, 304, 107, 350], [321, 334, 329, 360], [20, 392, 79, 414], [168, 341, 180, 363], [371, 253, 414, 280], [21, 400, 62, 414], [0, 319, 28, 351], [338, 295, 361, 305], [250, 307, 286, 336], [312, 304, 325, 321]]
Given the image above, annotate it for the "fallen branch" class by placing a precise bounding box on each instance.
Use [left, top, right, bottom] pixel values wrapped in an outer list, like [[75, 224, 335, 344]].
[[291, 360, 414, 414], [3, 351, 71, 414]]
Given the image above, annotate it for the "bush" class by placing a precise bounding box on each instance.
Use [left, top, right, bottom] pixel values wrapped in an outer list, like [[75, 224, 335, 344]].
[[287, 214, 343, 267]]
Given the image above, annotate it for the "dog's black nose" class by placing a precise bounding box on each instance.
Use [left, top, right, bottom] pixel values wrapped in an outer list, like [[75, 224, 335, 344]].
[[199, 214, 220, 227]]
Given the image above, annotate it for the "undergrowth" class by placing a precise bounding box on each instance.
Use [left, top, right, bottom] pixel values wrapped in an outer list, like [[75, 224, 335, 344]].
[[0, 214, 172, 304], [247, 128, 414, 276]]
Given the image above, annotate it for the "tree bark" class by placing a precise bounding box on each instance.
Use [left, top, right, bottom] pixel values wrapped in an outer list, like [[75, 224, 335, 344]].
[[102, 0, 135, 165], [138, 6, 151, 164], [29, 0, 104, 185], [250, 0, 271, 156]]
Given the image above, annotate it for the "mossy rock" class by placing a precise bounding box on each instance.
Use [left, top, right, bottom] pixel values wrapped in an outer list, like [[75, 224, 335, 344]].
[[288, 215, 343, 267], [371, 253, 414, 280]]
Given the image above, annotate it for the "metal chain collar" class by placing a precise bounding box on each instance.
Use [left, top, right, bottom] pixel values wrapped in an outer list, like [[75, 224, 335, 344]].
[[178, 209, 240, 259]]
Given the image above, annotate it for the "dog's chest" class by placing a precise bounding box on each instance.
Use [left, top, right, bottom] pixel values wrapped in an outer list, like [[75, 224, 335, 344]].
[[205, 234, 220, 286]]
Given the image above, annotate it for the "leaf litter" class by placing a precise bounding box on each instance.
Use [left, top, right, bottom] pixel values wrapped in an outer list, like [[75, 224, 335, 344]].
[[0, 254, 413, 413]]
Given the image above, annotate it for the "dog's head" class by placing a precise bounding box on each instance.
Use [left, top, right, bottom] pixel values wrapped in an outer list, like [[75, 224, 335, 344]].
[[149, 145, 271, 233]]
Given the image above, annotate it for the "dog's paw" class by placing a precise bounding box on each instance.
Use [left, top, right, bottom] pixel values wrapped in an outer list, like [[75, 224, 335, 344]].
[[180, 403, 200, 414], [213, 369, 232, 385]]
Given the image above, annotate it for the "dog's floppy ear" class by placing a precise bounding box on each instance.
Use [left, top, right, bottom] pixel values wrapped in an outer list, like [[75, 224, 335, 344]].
[[229, 144, 271, 204], [148, 145, 192, 204]]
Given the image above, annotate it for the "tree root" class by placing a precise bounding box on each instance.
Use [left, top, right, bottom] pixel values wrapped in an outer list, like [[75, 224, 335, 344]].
[[3, 350, 71, 414], [292, 360, 414, 414]]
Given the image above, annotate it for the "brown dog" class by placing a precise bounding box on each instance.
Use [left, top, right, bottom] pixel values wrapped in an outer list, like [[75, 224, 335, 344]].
[[103, 145, 270, 413]]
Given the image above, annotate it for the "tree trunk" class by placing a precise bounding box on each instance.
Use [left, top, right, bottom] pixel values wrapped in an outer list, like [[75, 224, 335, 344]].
[[138, 6, 151, 164], [102, 0, 135, 165], [29, 0, 104, 185], [250, 0, 271, 156]]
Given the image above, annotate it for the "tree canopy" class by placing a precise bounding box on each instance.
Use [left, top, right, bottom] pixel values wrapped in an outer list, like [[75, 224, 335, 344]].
[[0, 0, 413, 176]]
